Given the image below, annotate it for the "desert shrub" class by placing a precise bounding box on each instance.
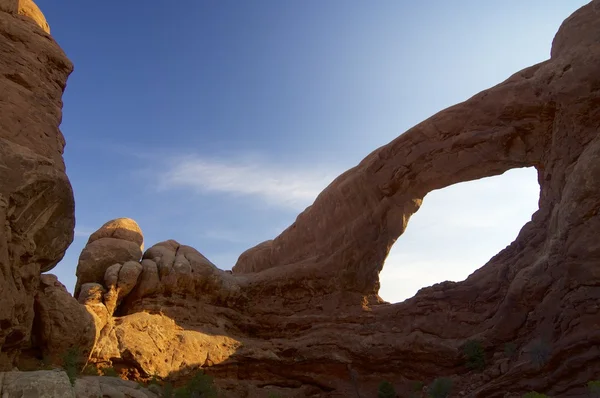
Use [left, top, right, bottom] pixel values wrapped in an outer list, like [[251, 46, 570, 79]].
[[409, 381, 424, 398], [173, 371, 217, 398], [162, 382, 174, 398], [522, 392, 549, 398], [148, 375, 161, 386], [412, 380, 424, 392], [504, 342, 517, 358], [62, 346, 82, 386], [428, 377, 453, 398], [378, 380, 396, 398], [529, 339, 551, 369], [589, 380, 600, 397], [81, 364, 100, 376], [102, 366, 119, 377], [463, 339, 486, 371]]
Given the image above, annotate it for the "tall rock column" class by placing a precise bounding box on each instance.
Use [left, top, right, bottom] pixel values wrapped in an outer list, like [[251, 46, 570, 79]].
[[0, 0, 75, 368]]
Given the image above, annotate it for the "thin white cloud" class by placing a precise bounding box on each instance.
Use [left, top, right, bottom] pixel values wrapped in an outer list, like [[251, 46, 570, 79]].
[[157, 155, 339, 210]]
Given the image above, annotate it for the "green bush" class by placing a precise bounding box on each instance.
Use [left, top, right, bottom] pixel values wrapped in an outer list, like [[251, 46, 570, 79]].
[[378, 380, 396, 398], [522, 392, 549, 398], [162, 382, 174, 398], [148, 375, 161, 386], [102, 366, 119, 377], [428, 377, 453, 398], [173, 371, 217, 398], [61, 347, 81, 386], [81, 364, 100, 376], [412, 380, 424, 392], [463, 339, 486, 371], [589, 380, 600, 397], [409, 381, 424, 398]]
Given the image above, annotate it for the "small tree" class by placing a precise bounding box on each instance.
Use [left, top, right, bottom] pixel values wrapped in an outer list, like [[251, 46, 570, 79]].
[[173, 371, 217, 398], [428, 377, 453, 398], [378, 380, 396, 398], [61, 346, 82, 386], [463, 340, 486, 371]]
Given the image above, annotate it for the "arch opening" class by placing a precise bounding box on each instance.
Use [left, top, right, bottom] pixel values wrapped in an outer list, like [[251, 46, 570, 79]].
[[378, 167, 540, 303]]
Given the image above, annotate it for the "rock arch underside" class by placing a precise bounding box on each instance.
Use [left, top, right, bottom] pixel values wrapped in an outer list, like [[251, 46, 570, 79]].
[[1, 1, 600, 397]]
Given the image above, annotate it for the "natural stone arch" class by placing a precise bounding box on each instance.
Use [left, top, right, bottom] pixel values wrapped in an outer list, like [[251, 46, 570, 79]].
[[233, 1, 600, 308], [233, 57, 551, 296]]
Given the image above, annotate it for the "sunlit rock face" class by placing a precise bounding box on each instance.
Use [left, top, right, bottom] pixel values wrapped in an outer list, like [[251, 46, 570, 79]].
[[79, 2, 600, 397], [73, 218, 144, 298], [0, 0, 75, 368]]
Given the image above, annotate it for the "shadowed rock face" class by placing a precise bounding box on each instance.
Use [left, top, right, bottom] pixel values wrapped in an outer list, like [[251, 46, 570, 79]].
[[78, 2, 600, 397], [0, 0, 75, 368]]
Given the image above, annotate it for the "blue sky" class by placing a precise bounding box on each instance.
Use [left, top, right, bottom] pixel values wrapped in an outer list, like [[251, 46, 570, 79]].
[[37, 0, 589, 303]]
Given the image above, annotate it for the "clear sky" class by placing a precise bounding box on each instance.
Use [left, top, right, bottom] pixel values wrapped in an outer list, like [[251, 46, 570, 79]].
[[37, 1, 589, 303]]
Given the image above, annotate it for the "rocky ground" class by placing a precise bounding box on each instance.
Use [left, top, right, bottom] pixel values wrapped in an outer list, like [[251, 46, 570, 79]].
[[1, 0, 599, 397]]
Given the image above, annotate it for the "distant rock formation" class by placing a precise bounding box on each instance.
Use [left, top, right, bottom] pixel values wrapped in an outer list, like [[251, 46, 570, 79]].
[[2, 0, 600, 397], [74, 218, 144, 298], [0, 0, 76, 369]]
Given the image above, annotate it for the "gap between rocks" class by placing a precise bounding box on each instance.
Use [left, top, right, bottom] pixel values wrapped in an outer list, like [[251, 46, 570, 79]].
[[379, 167, 540, 303]]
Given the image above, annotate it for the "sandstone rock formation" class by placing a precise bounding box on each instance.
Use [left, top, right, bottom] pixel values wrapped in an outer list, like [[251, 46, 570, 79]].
[[3, 0, 600, 396], [32, 275, 95, 362], [0, 0, 75, 369], [74, 218, 144, 298], [81, 2, 600, 397]]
